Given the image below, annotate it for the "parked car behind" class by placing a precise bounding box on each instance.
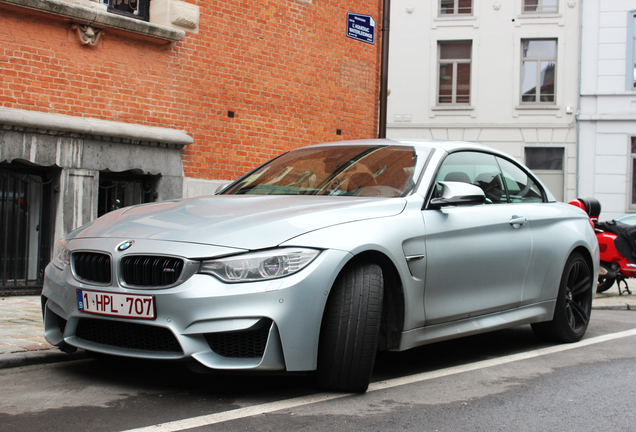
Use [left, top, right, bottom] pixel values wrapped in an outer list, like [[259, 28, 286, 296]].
[[42, 139, 599, 392]]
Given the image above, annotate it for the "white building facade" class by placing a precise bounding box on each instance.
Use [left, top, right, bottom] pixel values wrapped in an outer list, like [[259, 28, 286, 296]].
[[386, 0, 581, 202], [579, 0, 636, 220]]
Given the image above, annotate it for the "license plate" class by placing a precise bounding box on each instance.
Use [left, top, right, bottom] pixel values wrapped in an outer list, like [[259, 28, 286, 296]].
[[77, 289, 155, 319]]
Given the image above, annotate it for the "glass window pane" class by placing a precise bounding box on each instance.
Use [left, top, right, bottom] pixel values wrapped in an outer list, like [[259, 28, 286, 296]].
[[458, 0, 472, 14], [440, 0, 454, 14], [632, 157, 636, 205], [523, 0, 538, 12], [497, 157, 544, 203], [633, 25, 636, 89], [525, 148, 563, 170], [542, 0, 558, 12], [436, 152, 507, 204], [456, 63, 470, 104], [632, 137, 636, 154], [524, 40, 556, 58], [539, 61, 555, 101], [439, 64, 453, 103], [440, 42, 471, 60], [521, 61, 538, 101]]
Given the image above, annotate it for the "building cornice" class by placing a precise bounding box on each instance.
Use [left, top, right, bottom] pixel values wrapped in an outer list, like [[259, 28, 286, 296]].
[[0, 0, 185, 42], [577, 114, 636, 121], [0, 107, 193, 149]]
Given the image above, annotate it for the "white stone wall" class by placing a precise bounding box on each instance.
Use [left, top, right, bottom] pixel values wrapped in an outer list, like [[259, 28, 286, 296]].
[[578, 0, 636, 220], [387, 0, 581, 201]]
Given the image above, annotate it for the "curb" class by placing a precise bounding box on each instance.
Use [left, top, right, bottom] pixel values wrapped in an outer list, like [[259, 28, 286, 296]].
[[593, 304, 635, 311], [0, 348, 89, 370]]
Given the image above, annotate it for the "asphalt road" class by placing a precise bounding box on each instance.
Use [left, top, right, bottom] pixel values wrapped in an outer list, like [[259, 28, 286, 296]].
[[2, 309, 636, 432]]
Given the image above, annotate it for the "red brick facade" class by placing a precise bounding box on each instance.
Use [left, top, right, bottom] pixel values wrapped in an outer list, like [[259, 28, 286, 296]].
[[0, 0, 383, 180]]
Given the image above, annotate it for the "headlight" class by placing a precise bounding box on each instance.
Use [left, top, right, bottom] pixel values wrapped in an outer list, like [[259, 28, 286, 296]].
[[199, 248, 320, 283], [52, 239, 71, 270]]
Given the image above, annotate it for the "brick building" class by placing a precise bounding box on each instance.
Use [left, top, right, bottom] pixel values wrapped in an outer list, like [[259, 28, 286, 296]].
[[0, 0, 384, 294]]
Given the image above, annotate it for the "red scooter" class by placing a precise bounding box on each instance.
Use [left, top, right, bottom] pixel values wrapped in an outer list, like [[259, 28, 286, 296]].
[[570, 198, 635, 295]]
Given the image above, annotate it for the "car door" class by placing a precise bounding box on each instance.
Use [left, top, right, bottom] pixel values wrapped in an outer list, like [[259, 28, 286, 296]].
[[422, 151, 533, 325]]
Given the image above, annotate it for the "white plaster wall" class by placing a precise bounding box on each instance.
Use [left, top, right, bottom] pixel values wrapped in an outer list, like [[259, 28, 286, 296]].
[[578, 0, 636, 220], [387, 0, 581, 201]]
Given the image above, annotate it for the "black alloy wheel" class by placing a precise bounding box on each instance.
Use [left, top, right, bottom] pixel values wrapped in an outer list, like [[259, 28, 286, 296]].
[[563, 257, 593, 334], [532, 253, 593, 343]]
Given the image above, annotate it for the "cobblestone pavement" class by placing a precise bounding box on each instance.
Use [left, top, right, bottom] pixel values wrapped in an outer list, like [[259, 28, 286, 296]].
[[0, 296, 50, 355]]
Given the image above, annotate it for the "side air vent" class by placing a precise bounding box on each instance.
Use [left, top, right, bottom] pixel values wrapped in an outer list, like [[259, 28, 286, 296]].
[[204, 319, 272, 358]]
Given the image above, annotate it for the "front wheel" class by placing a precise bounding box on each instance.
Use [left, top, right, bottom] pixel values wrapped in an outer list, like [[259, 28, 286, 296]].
[[532, 253, 593, 343], [313, 262, 383, 393]]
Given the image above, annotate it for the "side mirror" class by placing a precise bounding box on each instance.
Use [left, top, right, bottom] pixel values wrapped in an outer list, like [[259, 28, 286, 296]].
[[215, 183, 231, 194], [429, 181, 485, 208]]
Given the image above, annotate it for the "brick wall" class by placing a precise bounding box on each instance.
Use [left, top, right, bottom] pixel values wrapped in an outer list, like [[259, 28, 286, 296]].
[[0, 0, 383, 180]]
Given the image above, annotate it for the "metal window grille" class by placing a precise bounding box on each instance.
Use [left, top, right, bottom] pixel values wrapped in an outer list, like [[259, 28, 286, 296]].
[[98, 172, 155, 217], [107, 0, 150, 21], [0, 165, 53, 294]]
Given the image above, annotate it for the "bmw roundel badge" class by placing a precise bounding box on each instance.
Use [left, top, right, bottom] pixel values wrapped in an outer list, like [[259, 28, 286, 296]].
[[117, 240, 134, 252]]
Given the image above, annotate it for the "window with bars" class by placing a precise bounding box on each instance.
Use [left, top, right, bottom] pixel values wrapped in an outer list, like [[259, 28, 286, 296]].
[[520, 39, 556, 103], [0, 164, 53, 294], [438, 41, 472, 105], [439, 0, 472, 16], [98, 172, 156, 217], [107, 0, 150, 22], [522, 0, 558, 13]]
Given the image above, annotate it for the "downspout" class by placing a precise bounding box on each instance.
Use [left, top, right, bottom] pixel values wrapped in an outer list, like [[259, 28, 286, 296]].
[[378, 0, 391, 138]]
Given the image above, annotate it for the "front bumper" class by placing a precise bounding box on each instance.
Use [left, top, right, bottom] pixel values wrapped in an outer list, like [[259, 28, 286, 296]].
[[42, 242, 350, 372]]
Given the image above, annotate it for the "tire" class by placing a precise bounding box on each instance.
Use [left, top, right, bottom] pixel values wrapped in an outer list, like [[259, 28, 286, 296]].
[[597, 275, 615, 293], [532, 253, 593, 343], [314, 262, 383, 393], [596, 263, 615, 293]]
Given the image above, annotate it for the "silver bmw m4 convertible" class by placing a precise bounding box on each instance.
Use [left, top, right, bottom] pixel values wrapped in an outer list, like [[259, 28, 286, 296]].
[[42, 139, 599, 392]]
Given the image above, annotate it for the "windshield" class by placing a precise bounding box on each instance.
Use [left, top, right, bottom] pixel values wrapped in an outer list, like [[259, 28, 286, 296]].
[[223, 145, 419, 197]]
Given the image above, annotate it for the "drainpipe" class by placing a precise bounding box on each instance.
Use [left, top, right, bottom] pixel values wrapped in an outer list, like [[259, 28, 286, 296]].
[[378, 0, 391, 138]]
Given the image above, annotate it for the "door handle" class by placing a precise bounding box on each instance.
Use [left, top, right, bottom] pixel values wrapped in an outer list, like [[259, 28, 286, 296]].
[[509, 215, 527, 228]]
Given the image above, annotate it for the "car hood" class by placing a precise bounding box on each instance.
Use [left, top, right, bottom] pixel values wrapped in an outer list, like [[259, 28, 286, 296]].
[[69, 195, 407, 250]]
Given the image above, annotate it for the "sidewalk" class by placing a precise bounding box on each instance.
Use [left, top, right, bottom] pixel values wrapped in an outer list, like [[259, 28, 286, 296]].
[[1, 284, 635, 369]]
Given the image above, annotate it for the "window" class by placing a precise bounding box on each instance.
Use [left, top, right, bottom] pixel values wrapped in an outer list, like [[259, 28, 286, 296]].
[[439, 0, 472, 16], [435, 152, 507, 204], [98, 171, 156, 217], [435, 151, 545, 204], [628, 11, 636, 90], [496, 157, 544, 203], [522, 0, 558, 13], [521, 39, 556, 103], [107, 0, 149, 22], [525, 147, 564, 201], [631, 138, 636, 207], [438, 41, 472, 105]]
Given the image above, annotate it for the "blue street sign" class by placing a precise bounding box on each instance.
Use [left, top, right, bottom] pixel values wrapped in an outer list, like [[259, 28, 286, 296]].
[[346, 13, 375, 45]]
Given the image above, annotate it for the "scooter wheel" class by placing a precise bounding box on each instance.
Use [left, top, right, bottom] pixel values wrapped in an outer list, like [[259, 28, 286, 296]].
[[597, 274, 615, 293]]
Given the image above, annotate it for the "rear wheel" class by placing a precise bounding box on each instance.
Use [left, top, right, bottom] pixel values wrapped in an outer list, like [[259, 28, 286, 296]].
[[314, 262, 383, 393], [532, 253, 593, 343]]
